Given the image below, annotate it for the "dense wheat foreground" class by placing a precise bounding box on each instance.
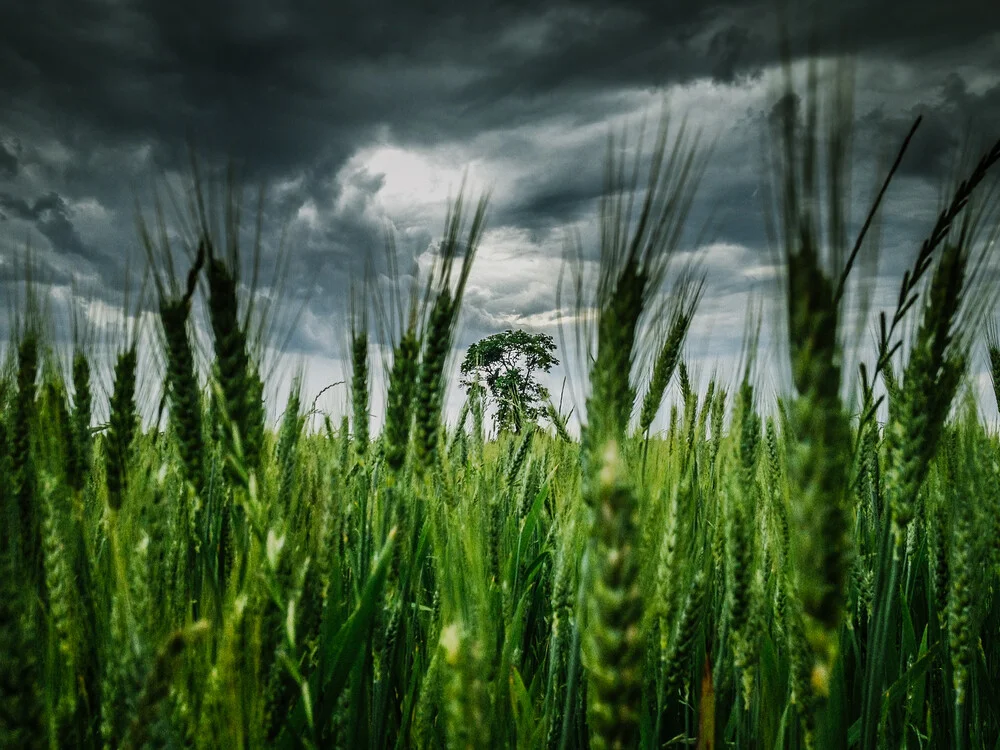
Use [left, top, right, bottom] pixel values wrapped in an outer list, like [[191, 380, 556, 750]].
[[4, 58, 1000, 750]]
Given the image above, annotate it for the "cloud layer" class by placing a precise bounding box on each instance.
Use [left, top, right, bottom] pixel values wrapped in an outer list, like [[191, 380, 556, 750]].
[[1, 0, 999, 424]]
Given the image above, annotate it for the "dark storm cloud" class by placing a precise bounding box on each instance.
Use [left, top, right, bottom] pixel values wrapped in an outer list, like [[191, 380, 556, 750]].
[[3, 0, 996, 178], [854, 72, 1000, 183], [496, 165, 607, 232], [0, 140, 18, 178], [448, 0, 998, 101], [1, 0, 999, 361], [0, 192, 91, 261], [709, 25, 754, 84]]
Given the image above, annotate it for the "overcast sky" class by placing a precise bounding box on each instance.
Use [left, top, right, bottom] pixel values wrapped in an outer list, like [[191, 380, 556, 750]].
[[2, 0, 999, 430]]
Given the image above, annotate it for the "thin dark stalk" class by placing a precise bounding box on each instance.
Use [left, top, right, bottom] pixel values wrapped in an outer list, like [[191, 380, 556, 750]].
[[834, 116, 922, 304]]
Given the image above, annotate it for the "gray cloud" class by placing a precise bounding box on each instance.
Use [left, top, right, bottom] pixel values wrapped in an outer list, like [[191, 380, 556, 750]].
[[0, 192, 90, 261], [1, 0, 998, 395], [0, 139, 17, 178], [3, 1, 996, 181]]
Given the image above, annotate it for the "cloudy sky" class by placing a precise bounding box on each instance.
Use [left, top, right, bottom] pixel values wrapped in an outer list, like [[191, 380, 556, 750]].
[[2, 0, 999, 429]]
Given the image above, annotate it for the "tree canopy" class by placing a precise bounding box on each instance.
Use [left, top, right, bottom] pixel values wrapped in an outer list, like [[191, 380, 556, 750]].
[[460, 329, 558, 434]]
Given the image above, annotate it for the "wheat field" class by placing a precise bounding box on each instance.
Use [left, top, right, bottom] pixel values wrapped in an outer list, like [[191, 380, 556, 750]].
[[2, 63, 1000, 750]]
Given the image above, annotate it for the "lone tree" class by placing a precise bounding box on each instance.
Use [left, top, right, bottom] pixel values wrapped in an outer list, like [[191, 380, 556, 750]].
[[460, 329, 559, 434]]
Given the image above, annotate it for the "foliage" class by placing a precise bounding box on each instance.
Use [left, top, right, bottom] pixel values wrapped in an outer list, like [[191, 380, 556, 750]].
[[460, 329, 558, 434]]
